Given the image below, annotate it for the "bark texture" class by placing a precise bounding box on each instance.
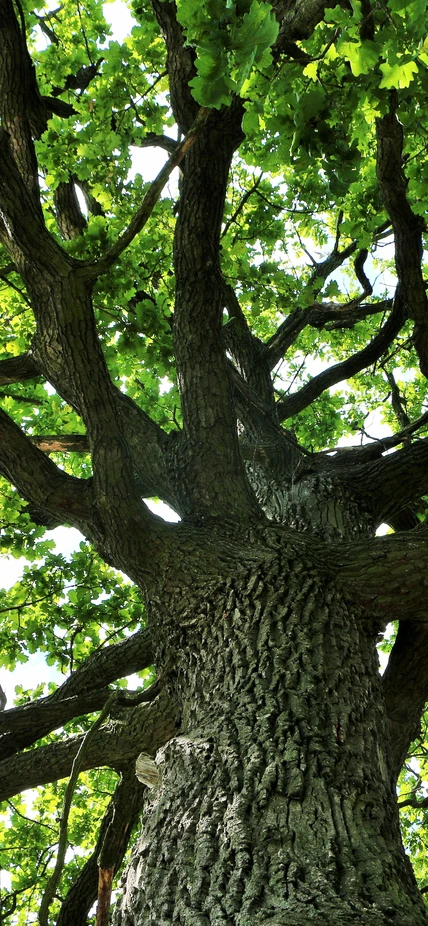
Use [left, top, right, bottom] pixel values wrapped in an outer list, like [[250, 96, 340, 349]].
[[113, 529, 427, 926]]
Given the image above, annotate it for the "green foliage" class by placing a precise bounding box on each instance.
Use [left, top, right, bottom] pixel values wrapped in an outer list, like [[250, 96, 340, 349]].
[[0, 540, 144, 673], [176, 0, 279, 107], [1, 0, 428, 918], [0, 768, 120, 924]]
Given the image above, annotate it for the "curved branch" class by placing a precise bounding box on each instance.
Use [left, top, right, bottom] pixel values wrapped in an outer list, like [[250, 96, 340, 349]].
[[276, 295, 405, 421], [353, 438, 428, 525], [376, 102, 428, 376], [382, 622, 428, 782], [132, 133, 179, 156], [0, 689, 112, 755], [0, 406, 97, 534], [317, 411, 428, 466], [49, 626, 154, 701], [0, 683, 160, 763], [307, 298, 390, 332], [0, 689, 176, 802]]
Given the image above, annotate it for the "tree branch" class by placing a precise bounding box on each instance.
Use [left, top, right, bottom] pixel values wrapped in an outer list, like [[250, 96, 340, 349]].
[[276, 294, 405, 420], [150, 0, 199, 134], [0, 0, 43, 202], [39, 692, 119, 926], [386, 369, 410, 430], [261, 306, 314, 371], [0, 682, 160, 761], [0, 351, 40, 385], [221, 174, 263, 239], [382, 622, 428, 782], [261, 241, 380, 371], [54, 179, 88, 240], [317, 412, 428, 468], [0, 127, 67, 272], [0, 406, 97, 534], [272, 0, 330, 42], [132, 133, 179, 156], [30, 434, 89, 453], [171, 106, 259, 522], [56, 763, 146, 926], [376, 99, 428, 376], [334, 528, 428, 620], [353, 438, 428, 525], [0, 689, 176, 802], [83, 109, 210, 282], [48, 626, 154, 701]]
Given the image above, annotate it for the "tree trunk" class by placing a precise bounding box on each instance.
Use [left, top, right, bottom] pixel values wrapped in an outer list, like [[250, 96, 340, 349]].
[[113, 528, 427, 926]]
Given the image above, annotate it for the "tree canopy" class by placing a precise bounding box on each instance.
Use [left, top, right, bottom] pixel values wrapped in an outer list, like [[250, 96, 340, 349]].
[[1, 0, 428, 922]]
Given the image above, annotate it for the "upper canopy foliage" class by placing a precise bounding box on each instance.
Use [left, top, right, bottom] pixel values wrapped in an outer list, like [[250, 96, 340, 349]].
[[1, 0, 428, 920]]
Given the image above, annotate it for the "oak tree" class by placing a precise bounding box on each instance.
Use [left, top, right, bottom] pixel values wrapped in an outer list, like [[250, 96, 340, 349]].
[[1, 0, 428, 923]]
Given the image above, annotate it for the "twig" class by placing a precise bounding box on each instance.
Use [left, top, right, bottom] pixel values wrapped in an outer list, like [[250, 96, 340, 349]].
[[38, 693, 118, 926]]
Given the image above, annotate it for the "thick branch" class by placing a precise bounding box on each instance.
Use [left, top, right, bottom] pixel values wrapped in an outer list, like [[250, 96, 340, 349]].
[[276, 295, 405, 420], [49, 626, 154, 701], [272, 0, 330, 41], [353, 438, 428, 525], [0, 0, 43, 201], [376, 103, 428, 376], [318, 411, 428, 466], [172, 107, 259, 521], [0, 688, 112, 739], [382, 621, 428, 782], [261, 306, 313, 371], [150, 0, 198, 134], [230, 363, 304, 474], [335, 529, 428, 620], [0, 690, 176, 802], [54, 180, 88, 240], [0, 682, 160, 761], [0, 127, 67, 271], [0, 351, 40, 385], [132, 133, 179, 156], [0, 406, 97, 534]]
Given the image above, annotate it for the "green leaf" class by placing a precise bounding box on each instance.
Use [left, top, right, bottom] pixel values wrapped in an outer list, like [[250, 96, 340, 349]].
[[231, 0, 279, 60], [379, 59, 419, 88], [339, 39, 380, 76]]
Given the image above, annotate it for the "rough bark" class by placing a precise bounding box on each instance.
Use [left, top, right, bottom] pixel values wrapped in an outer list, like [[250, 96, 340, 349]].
[[114, 530, 427, 926]]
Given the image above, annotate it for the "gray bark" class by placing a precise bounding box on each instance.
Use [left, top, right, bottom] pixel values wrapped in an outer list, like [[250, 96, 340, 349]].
[[113, 528, 427, 925]]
